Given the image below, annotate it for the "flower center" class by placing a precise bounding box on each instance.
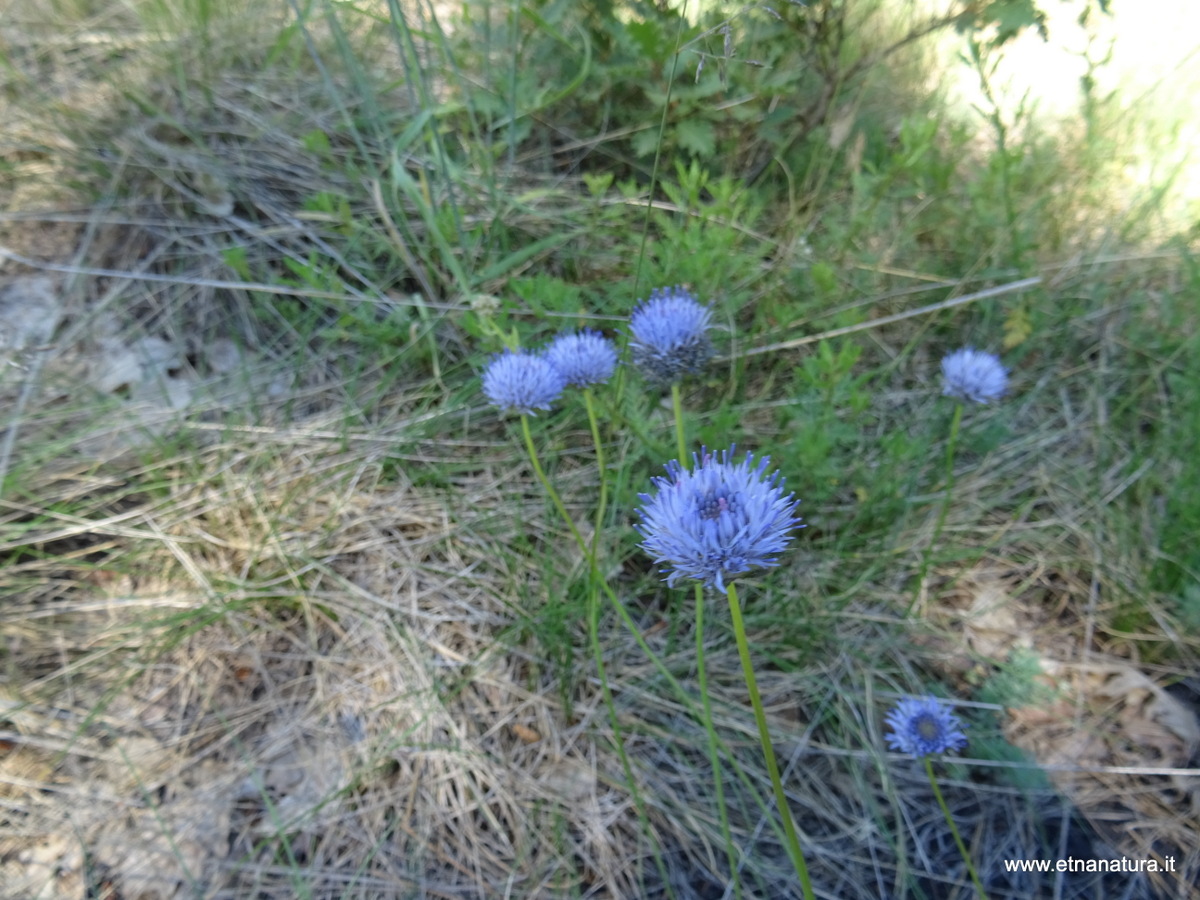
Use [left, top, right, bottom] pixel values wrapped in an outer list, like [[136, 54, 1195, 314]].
[[915, 714, 940, 741], [698, 493, 729, 520]]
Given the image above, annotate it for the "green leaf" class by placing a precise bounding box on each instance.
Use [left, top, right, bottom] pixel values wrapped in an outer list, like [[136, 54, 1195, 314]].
[[222, 245, 250, 280], [983, 0, 1046, 45], [476, 232, 577, 283], [583, 172, 614, 198], [625, 19, 667, 62], [675, 119, 716, 158], [632, 128, 662, 159], [301, 129, 331, 156], [1003, 303, 1033, 349], [810, 261, 838, 296]]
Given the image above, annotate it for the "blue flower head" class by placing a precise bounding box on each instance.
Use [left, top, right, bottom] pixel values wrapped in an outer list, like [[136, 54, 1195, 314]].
[[482, 350, 566, 415], [629, 286, 714, 384], [544, 329, 618, 387], [885, 696, 968, 758], [941, 347, 1008, 404], [636, 446, 802, 594]]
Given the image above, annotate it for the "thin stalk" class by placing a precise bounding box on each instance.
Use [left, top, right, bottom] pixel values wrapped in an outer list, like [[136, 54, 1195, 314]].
[[596, 562, 791, 854], [583, 388, 607, 560], [520, 415, 585, 550], [521, 412, 727, 750], [725, 582, 815, 900], [670, 381, 688, 465], [924, 757, 990, 899], [670, 380, 737, 886], [586, 572, 666, 892], [909, 401, 963, 616], [520, 412, 672, 894], [665, 381, 689, 652], [519, 415, 794, 867], [695, 581, 740, 895], [595, 387, 671, 461], [633, 2, 690, 296]]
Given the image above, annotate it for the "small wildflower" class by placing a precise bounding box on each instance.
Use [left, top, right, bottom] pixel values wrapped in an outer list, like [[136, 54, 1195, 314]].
[[543, 329, 618, 387], [941, 348, 1008, 404], [629, 285, 714, 384], [885, 696, 968, 758], [482, 350, 565, 415], [636, 446, 802, 594]]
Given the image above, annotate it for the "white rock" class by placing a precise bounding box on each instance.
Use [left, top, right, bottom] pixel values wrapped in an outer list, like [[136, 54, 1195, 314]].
[[206, 337, 243, 374], [0, 276, 61, 358]]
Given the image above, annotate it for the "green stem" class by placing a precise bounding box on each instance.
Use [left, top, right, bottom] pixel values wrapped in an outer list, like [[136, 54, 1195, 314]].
[[521, 413, 726, 747], [587, 574, 670, 892], [595, 387, 671, 461], [671, 381, 737, 886], [595, 564, 790, 854], [583, 388, 608, 561], [580, 390, 613, 755], [670, 381, 688, 465], [633, 8, 689, 299], [665, 381, 689, 653], [520, 414, 585, 551], [695, 581, 740, 894], [938, 403, 965, 541], [908, 401, 963, 616], [542, 496, 789, 860], [725, 582, 815, 900], [521, 412, 672, 892], [924, 756, 990, 899], [520, 413, 792, 878]]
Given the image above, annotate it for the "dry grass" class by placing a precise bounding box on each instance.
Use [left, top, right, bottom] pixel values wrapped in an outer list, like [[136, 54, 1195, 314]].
[[0, 432, 924, 898], [2, 380, 1194, 898]]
